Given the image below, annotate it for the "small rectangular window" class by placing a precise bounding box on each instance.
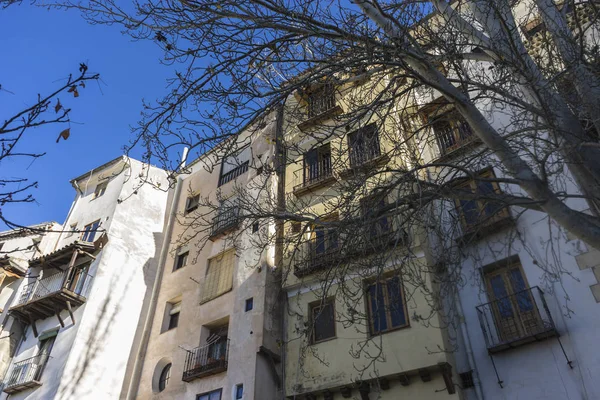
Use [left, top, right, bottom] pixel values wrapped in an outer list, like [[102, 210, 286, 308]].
[[459, 370, 475, 389], [200, 249, 235, 304], [197, 388, 222, 400], [81, 220, 101, 242], [245, 298, 253, 312], [93, 181, 108, 199], [252, 222, 259, 234], [174, 250, 189, 271], [310, 299, 336, 343], [165, 300, 181, 331], [185, 194, 200, 214], [235, 384, 243, 399]]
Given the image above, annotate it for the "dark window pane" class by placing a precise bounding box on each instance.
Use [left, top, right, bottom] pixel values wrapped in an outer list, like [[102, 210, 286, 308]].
[[236, 385, 244, 399], [313, 302, 335, 342], [314, 228, 326, 254], [369, 283, 388, 334], [386, 277, 407, 328], [209, 390, 222, 400], [476, 180, 503, 217], [175, 252, 188, 271], [168, 312, 179, 330], [510, 268, 533, 311], [460, 199, 479, 226], [245, 298, 253, 312], [490, 275, 513, 318], [158, 363, 171, 392]]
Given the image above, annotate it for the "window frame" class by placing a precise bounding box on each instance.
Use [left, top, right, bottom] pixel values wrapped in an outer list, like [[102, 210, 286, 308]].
[[173, 249, 189, 272], [158, 363, 172, 392], [235, 384, 244, 399], [185, 194, 200, 214], [306, 83, 336, 119], [347, 123, 382, 167], [453, 168, 509, 231], [365, 274, 410, 336], [93, 181, 108, 199], [163, 300, 181, 332], [196, 388, 223, 400], [245, 298, 253, 312], [303, 143, 332, 186], [309, 298, 337, 344], [81, 220, 101, 242]]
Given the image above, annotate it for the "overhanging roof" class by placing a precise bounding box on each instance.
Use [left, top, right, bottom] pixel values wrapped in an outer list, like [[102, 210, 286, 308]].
[[29, 235, 108, 270]]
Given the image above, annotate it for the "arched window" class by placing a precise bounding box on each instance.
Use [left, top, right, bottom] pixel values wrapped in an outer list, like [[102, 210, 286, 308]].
[[158, 363, 172, 392]]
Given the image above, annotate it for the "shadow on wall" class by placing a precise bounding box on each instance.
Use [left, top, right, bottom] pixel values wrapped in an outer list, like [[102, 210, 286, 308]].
[[36, 231, 162, 400], [119, 231, 164, 399]]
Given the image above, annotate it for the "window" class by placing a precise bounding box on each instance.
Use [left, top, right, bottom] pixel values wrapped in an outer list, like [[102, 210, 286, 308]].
[[158, 363, 171, 392], [483, 260, 540, 343], [291, 221, 302, 234], [454, 169, 508, 231], [252, 222, 259, 234], [185, 194, 200, 214], [366, 275, 408, 335], [235, 384, 244, 399], [306, 83, 336, 119], [200, 249, 235, 304], [174, 249, 189, 271], [309, 214, 338, 257], [425, 106, 473, 155], [93, 181, 108, 199], [219, 146, 250, 187], [459, 370, 475, 389], [34, 330, 57, 381], [348, 124, 382, 167], [81, 220, 100, 242], [164, 300, 181, 331], [360, 195, 390, 239], [303, 143, 332, 187], [197, 388, 222, 400], [245, 298, 253, 312], [310, 299, 336, 343]]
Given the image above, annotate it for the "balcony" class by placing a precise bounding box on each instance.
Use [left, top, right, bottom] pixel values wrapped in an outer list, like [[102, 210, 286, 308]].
[[435, 118, 478, 157], [182, 338, 230, 382], [9, 269, 93, 322], [293, 159, 335, 196], [208, 207, 240, 241], [294, 241, 341, 277], [2, 355, 47, 394], [218, 161, 249, 187], [476, 286, 558, 354]]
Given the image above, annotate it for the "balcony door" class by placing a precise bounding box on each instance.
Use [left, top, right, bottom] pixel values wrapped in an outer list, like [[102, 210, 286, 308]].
[[65, 262, 90, 296], [484, 262, 541, 343], [304, 144, 331, 185], [34, 334, 56, 381]]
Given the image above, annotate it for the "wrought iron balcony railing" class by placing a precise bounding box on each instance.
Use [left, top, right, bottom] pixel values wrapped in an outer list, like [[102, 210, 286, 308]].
[[209, 207, 240, 240], [182, 338, 230, 382], [349, 139, 382, 168], [2, 355, 48, 394], [307, 89, 336, 119], [476, 286, 558, 353], [293, 158, 334, 195], [218, 161, 249, 187], [436, 120, 474, 155]]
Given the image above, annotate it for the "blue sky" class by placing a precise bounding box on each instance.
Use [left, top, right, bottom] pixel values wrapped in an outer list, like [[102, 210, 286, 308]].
[[0, 4, 173, 230]]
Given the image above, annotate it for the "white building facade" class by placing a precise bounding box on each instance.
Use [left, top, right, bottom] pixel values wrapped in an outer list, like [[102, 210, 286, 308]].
[[0, 156, 168, 400]]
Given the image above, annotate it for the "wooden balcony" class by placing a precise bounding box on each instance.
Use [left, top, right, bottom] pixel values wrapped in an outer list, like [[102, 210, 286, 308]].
[[9, 269, 92, 323]]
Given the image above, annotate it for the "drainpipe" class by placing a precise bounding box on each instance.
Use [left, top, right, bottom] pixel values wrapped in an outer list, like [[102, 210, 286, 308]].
[[455, 291, 485, 400], [124, 150, 188, 400]]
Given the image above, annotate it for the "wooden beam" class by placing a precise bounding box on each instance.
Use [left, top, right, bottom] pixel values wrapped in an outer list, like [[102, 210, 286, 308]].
[[438, 362, 456, 394], [398, 374, 410, 386], [340, 387, 352, 398], [28, 315, 38, 338], [419, 368, 432, 382], [66, 301, 75, 324], [56, 310, 65, 328]]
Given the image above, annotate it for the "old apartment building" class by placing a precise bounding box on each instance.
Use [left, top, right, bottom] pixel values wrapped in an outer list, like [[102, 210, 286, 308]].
[[0, 222, 60, 382], [126, 121, 282, 400], [0, 156, 168, 399]]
